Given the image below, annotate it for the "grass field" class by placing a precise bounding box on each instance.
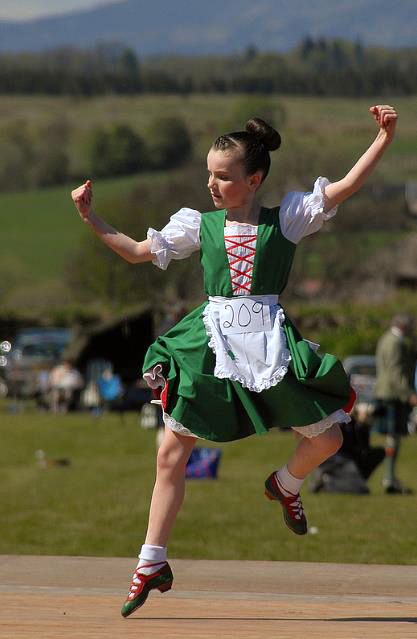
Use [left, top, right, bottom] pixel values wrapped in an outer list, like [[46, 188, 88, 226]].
[[0, 174, 153, 284], [1, 403, 416, 564]]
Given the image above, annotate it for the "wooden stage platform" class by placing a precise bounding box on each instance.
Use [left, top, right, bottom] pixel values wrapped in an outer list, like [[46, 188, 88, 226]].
[[1, 555, 416, 638]]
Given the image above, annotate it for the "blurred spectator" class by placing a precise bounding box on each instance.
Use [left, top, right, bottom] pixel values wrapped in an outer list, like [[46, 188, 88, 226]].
[[339, 411, 385, 481], [97, 367, 123, 410], [375, 314, 417, 494], [309, 411, 384, 494], [49, 360, 84, 413]]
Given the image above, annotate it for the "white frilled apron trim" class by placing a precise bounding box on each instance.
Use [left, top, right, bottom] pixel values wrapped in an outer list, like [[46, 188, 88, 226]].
[[202, 294, 291, 393]]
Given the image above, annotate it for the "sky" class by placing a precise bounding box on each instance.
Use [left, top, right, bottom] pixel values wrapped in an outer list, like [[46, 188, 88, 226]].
[[0, 1, 120, 21]]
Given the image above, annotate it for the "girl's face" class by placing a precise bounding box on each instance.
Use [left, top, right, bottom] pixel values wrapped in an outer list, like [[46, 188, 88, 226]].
[[207, 148, 261, 209]]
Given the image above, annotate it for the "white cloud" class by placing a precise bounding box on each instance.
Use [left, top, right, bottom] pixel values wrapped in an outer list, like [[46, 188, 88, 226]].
[[0, 1, 120, 21]]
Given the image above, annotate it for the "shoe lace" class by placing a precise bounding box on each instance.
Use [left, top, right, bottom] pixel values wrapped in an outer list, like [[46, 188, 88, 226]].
[[127, 570, 143, 599], [127, 562, 167, 599], [287, 494, 304, 520]]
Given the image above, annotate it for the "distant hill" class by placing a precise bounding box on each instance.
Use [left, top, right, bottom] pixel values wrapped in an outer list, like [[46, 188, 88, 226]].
[[0, 0, 417, 55]]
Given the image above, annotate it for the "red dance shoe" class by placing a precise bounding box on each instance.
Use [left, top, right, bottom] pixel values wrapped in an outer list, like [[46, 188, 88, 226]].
[[265, 472, 308, 536], [121, 562, 173, 618]]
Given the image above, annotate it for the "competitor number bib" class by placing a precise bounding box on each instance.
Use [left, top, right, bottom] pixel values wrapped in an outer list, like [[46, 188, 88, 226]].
[[219, 298, 272, 335]]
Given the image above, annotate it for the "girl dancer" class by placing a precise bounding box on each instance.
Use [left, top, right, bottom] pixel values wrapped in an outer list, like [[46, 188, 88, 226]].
[[71, 104, 397, 616]]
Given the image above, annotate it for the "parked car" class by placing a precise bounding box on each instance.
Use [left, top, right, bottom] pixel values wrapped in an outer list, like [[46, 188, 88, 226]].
[[5, 328, 73, 398]]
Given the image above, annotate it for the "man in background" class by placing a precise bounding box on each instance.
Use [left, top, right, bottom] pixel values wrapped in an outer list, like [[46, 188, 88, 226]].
[[49, 359, 84, 413], [375, 314, 417, 494]]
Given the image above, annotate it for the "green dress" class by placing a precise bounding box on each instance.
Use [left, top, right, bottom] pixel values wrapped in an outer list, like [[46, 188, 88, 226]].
[[143, 207, 352, 442]]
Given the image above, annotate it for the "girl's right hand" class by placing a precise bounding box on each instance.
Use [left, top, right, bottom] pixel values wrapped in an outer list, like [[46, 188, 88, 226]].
[[71, 180, 93, 222], [369, 105, 398, 141]]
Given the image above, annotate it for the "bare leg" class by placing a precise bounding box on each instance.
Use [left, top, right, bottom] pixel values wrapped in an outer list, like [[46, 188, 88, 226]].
[[145, 427, 196, 547], [287, 424, 343, 479]]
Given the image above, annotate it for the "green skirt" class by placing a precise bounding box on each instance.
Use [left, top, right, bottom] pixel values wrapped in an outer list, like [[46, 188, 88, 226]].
[[143, 302, 352, 442]]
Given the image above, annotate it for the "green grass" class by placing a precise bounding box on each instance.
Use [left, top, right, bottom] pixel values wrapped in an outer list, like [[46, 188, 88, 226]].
[[1, 404, 416, 563], [0, 174, 144, 282]]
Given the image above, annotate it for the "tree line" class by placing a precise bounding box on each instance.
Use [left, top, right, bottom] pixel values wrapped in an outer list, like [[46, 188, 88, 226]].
[[0, 115, 192, 191], [1, 38, 417, 96]]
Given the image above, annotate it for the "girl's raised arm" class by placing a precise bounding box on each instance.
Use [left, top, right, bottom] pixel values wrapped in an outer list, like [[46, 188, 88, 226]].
[[71, 180, 152, 264], [324, 104, 398, 212]]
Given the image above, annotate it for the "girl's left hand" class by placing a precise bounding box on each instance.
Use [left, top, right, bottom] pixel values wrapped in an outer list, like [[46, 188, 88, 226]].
[[369, 104, 398, 140]]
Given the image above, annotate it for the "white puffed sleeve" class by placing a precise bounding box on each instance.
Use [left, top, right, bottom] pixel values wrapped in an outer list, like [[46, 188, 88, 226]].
[[147, 207, 201, 270], [279, 177, 338, 244]]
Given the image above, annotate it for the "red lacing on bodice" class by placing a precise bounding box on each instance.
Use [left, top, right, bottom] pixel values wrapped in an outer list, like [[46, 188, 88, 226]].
[[224, 233, 257, 295]]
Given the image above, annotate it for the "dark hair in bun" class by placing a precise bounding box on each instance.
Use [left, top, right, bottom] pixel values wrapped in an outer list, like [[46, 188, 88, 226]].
[[212, 116, 281, 182], [245, 117, 281, 152]]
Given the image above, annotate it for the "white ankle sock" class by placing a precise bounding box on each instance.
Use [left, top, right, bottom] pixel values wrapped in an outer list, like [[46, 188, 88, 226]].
[[275, 465, 304, 497], [136, 544, 167, 574]]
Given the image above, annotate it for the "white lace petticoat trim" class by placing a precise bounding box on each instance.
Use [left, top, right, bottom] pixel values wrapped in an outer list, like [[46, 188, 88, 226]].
[[292, 409, 351, 438], [163, 410, 199, 438], [152, 398, 350, 440]]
